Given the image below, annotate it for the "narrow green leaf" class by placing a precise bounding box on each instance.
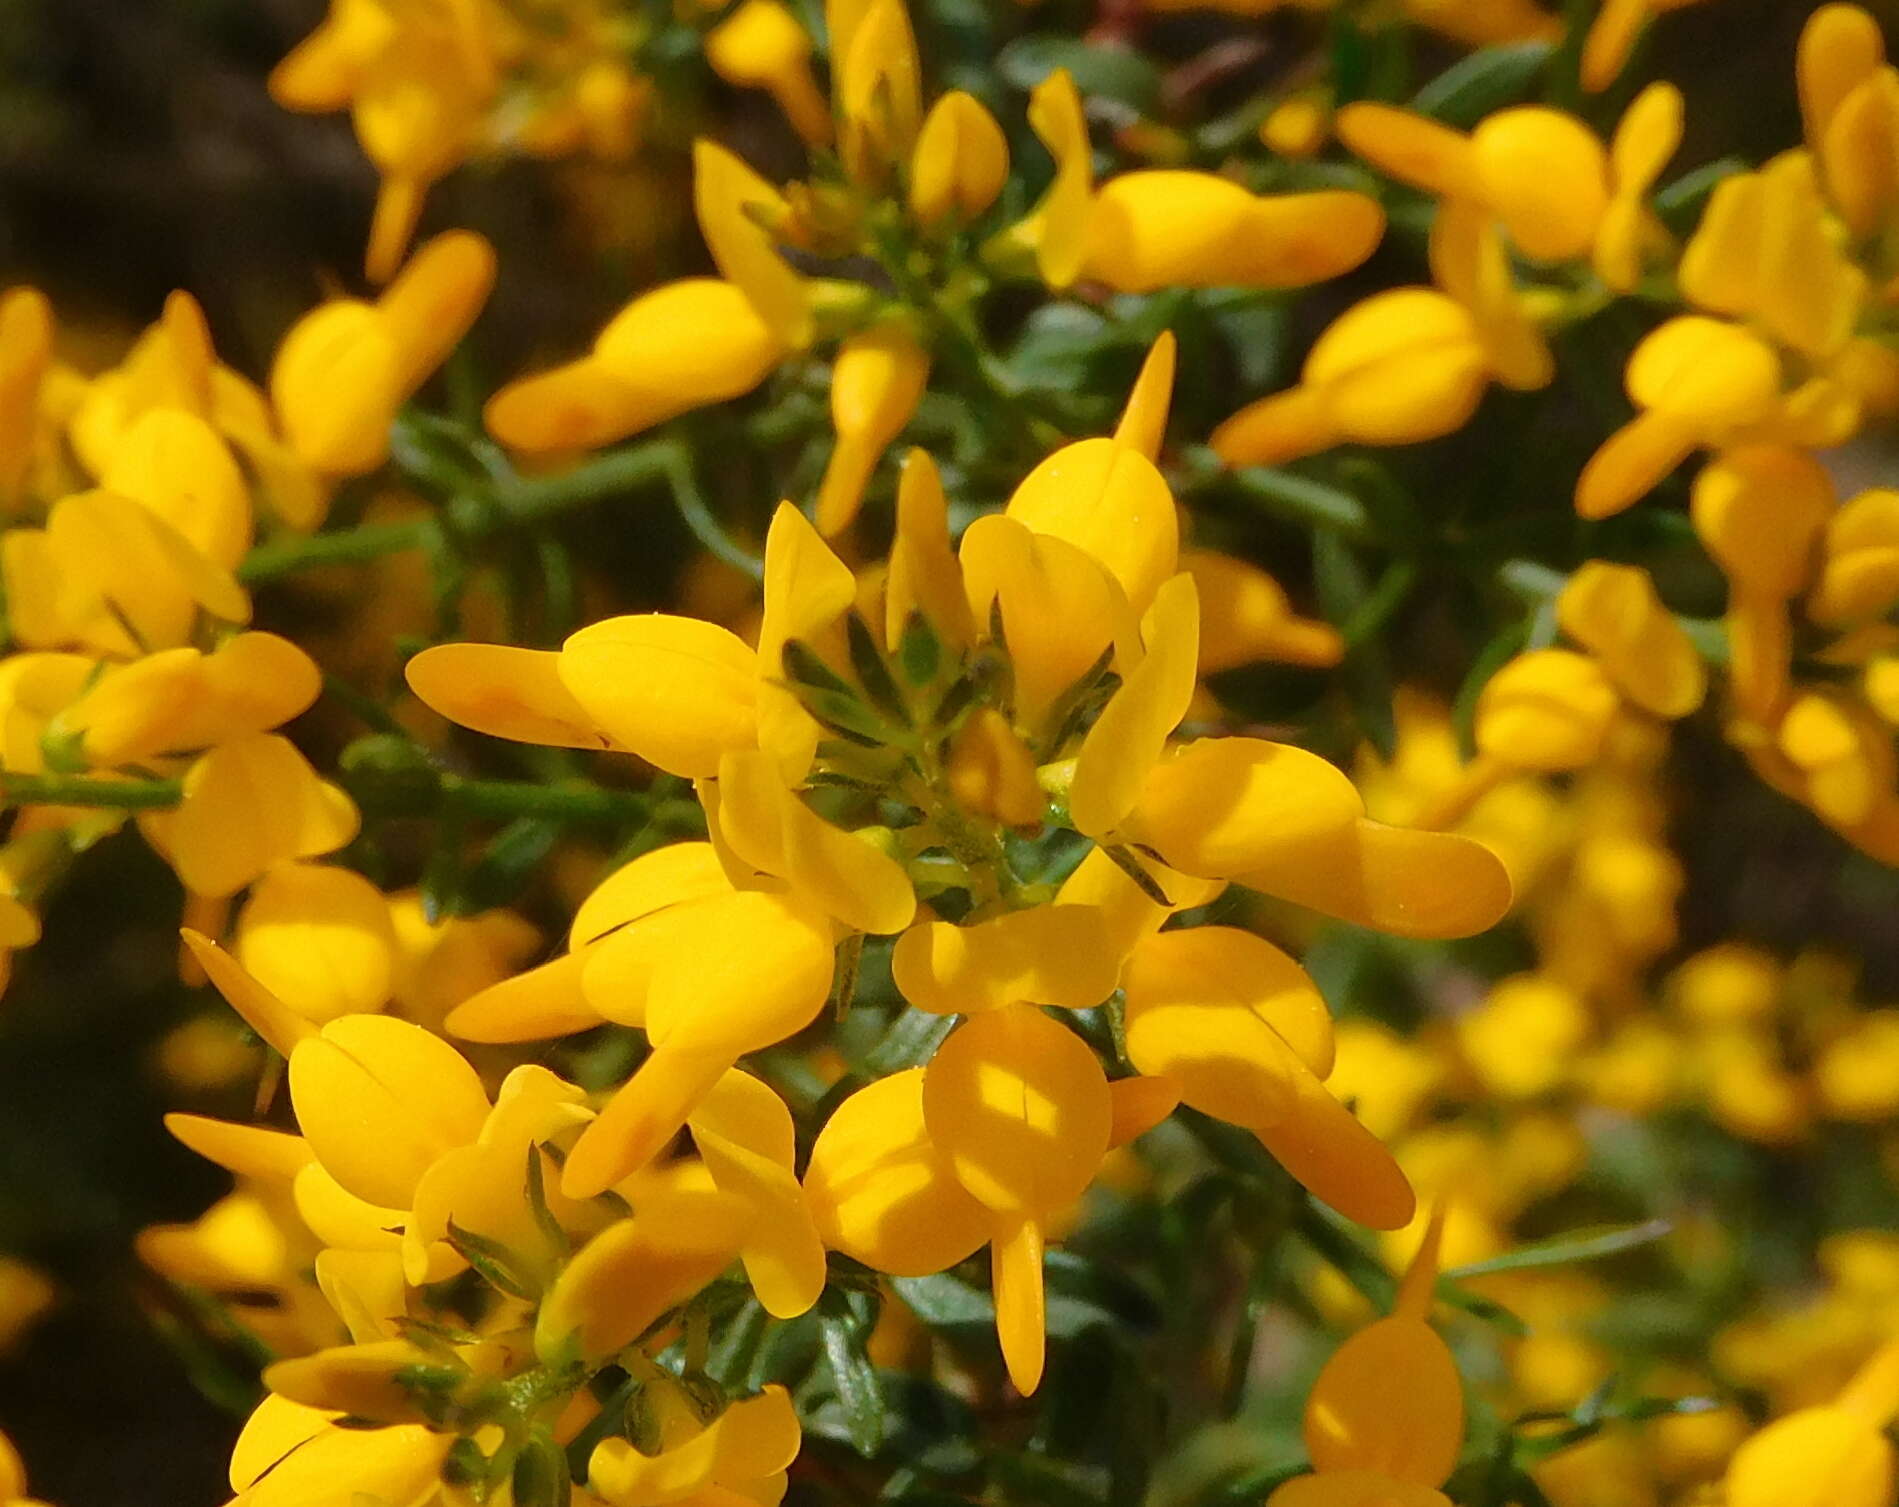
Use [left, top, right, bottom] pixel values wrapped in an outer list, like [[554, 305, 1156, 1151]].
[[1447, 1220, 1672, 1279], [818, 1307, 885, 1456]]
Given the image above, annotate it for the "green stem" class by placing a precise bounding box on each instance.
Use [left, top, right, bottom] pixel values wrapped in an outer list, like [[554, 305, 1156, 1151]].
[[0, 765, 691, 830], [0, 772, 183, 810], [239, 438, 683, 584]]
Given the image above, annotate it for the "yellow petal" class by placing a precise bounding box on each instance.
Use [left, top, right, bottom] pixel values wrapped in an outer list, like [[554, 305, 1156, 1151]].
[[1574, 410, 1698, 520], [910, 90, 1009, 228], [1114, 331, 1176, 463], [1556, 560, 1707, 717], [571, 841, 734, 946], [992, 1214, 1048, 1394], [1470, 107, 1610, 261], [1018, 69, 1095, 291], [1070, 573, 1198, 837], [1472, 650, 1619, 772], [534, 1186, 750, 1365], [374, 228, 496, 395], [406, 642, 611, 749], [803, 1068, 991, 1276], [164, 1113, 313, 1181], [445, 950, 605, 1042], [1082, 174, 1383, 291], [884, 448, 973, 652], [562, 1043, 733, 1198], [181, 928, 318, 1058], [288, 1013, 491, 1208], [269, 300, 403, 476], [1185, 549, 1343, 672], [148, 734, 358, 899], [816, 323, 929, 536], [1690, 443, 1836, 598], [690, 1071, 826, 1318], [1800, 3, 1887, 149], [693, 141, 811, 348], [1126, 736, 1364, 879], [1005, 438, 1179, 616], [236, 862, 397, 1024], [891, 904, 1120, 1014], [558, 614, 760, 777], [1304, 1315, 1462, 1484], [102, 408, 252, 569], [1238, 819, 1514, 940], [1335, 104, 1479, 199], [920, 1002, 1112, 1216]]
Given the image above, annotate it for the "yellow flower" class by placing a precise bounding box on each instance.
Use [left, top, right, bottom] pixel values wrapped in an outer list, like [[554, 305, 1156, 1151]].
[[1010, 70, 1385, 294], [1268, 1210, 1462, 1506], [270, 230, 495, 482], [227, 1393, 453, 1507], [586, 1381, 801, 1507], [815, 321, 931, 535], [1212, 206, 1551, 467], [235, 862, 399, 1025], [1121, 925, 1415, 1229], [1725, 1335, 1899, 1507], [705, 0, 830, 146], [1555, 561, 1706, 719]]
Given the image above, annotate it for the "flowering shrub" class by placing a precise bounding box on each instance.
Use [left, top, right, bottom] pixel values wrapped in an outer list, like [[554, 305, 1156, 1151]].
[[5, 3, 1899, 1506]]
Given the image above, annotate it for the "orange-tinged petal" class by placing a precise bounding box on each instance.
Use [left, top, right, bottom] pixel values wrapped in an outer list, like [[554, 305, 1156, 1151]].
[[644, 890, 835, 1053], [1107, 1075, 1180, 1148], [1208, 386, 1341, 468], [1125, 925, 1334, 1078], [1304, 1287, 1462, 1482]]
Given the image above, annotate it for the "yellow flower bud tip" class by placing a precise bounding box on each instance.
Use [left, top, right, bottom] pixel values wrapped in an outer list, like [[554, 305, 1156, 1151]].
[[182, 928, 317, 1058], [1113, 331, 1176, 464], [1393, 1203, 1446, 1322], [1800, 4, 1888, 147]]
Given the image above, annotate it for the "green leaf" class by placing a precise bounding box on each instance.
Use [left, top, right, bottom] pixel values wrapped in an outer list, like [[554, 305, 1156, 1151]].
[[1412, 42, 1553, 126], [457, 817, 559, 915], [892, 1272, 995, 1327], [845, 612, 913, 729], [818, 1303, 885, 1456], [1221, 462, 1374, 543], [1447, 1220, 1672, 1279], [445, 1220, 540, 1301], [997, 36, 1162, 112], [897, 613, 942, 686]]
